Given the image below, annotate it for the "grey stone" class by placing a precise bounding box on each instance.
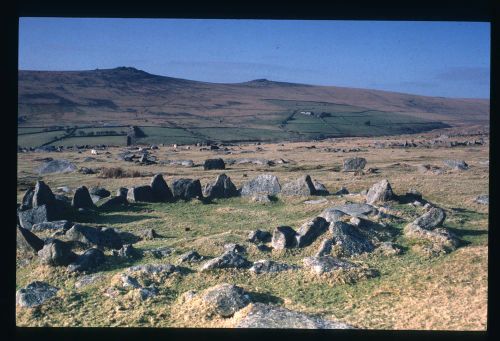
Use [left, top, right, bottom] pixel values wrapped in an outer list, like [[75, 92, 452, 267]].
[[18, 205, 54, 230], [201, 283, 250, 317], [178, 250, 204, 263], [140, 228, 159, 240], [21, 187, 34, 210], [116, 187, 128, 197], [236, 303, 354, 329], [330, 221, 375, 256], [98, 195, 128, 209], [113, 244, 141, 259], [224, 243, 246, 254], [150, 174, 174, 202], [38, 239, 77, 266], [271, 226, 297, 249], [203, 158, 226, 170], [72, 186, 96, 209], [120, 274, 141, 288], [366, 179, 395, 205], [74, 273, 105, 289], [319, 208, 349, 223], [144, 247, 174, 258], [126, 263, 179, 276], [171, 179, 203, 200], [334, 187, 349, 195], [313, 180, 329, 195], [304, 198, 328, 205], [38, 159, 77, 175], [411, 207, 446, 230], [16, 281, 59, 308], [295, 217, 329, 247], [475, 195, 489, 205], [404, 224, 460, 253], [31, 220, 72, 232], [200, 251, 251, 271], [443, 159, 469, 170], [65, 224, 123, 249], [247, 230, 272, 243], [241, 174, 281, 197], [127, 185, 154, 203], [203, 174, 238, 199], [281, 175, 316, 196], [32, 181, 55, 208], [343, 157, 367, 172], [67, 248, 106, 272], [89, 187, 111, 198], [249, 260, 299, 274], [138, 286, 160, 300], [328, 203, 378, 218], [17, 226, 44, 254], [302, 256, 358, 275], [315, 238, 334, 257]]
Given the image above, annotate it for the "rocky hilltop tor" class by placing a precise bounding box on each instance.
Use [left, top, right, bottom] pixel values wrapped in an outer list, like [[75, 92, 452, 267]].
[[18, 66, 489, 145]]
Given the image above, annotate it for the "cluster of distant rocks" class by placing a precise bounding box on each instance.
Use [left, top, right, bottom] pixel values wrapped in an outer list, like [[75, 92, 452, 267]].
[[372, 137, 486, 149]]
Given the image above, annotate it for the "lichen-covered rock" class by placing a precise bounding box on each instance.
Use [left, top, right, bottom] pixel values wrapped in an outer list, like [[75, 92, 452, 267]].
[[17, 226, 45, 255], [247, 229, 272, 243], [31, 220, 73, 232], [319, 208, 349, 223], [38, 159, 77, 175], [404, 224, 460, 253], [16, 281, 59, 308], [410, 207, 446, 230], [200, 251, 251, 271], [342, 157, 367, 172], [203, 158, 226, 170], [443, 159, 469, 170], [235, 303, 354, 329], [178, 250, 204, 263], [150, 174, 174, 202], [302, 256, 358, 275], [271, 226, 297, 249], [127, 185, 154, 203], [313, 180, 329, 195], [315, 238, 334, 257], [38, 239, 77, 266], [240, 174, 281, 197], [330, 221, 375, 256], [65, 224, 123, 250], [98, 195, 128, 209], [202, 174, 238, 199], [72, 186, 96, 209], [113, 244, 141, 259], [201, 283, 251, 317], [280, 175, 316, 196], [295, 217, 329, 247], [223, 243, 246, 254], [67, 248, 105, 272], [249, 260, 299, 274], [18, 205, 54, 230], [140, 228, 159, 240], [171, 179, 203, 200], [32, 181, 56, 208], [366, 179, 395, 205]]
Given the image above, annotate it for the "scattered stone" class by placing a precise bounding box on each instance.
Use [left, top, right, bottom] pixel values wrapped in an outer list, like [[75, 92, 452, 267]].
[[333, 203, 379, 218], [79, 167, 96, 174], [474, 195, 489, 205], [203, 158, 226, 170], [38, 159, 77, 175], [17, 226, 44, 255], [72, 186, 96, 209], [18, 205, 54, 230], [200, 251, 251, 271], [247, 230, 272, 243], [223, 243, 246, 254], [126, 263, 179, 276], [304, 198, 328, 205], [32, 181, 55, 208], [319, 208, 348, 223], [98, 195, 128, 209], [302, 256, 358, 275], [140, 228, 160, 240], [417, 164, 443, 175], [31, 220, 72, 232], [144, 247, 175, 258], [203, 174, 238, 199], [113, 244, 141, 259], [343, 157, 367, 172], [67, 248, 106, 272], [249, 260, 298, 274], [65, 224, 123, 249], [271, 226, 297, 249], [404, 224, 460, 253], [280, 175, 316, 196], [38, 239, 77, 266], [21, 187, 34, 210], [295, 217, 329, 247], [74, 273, 105, 289], [312, 181, 329, 195], [334, 187, 349, 195], [164, 159, 195, 167], [330, 221, 375, 256], [376, 242, 403, 256], [127, 185, 154, 203], [119, 274, 141, 289], [150, 174, 174, 202], [171, 179, 203, 200], [89, 187, 111, 198], [137, 286, 160, 300], [410, 207, 446, 230], [366, 179, 395, 205], [443, 159, 469, 170], [240, 174, 281, 197], [201, 283, 251, 317], [116, 187, 128, 197], [235, 303, 354, 329], [178, 250, 204, 263], [16, 281, 59, 308]]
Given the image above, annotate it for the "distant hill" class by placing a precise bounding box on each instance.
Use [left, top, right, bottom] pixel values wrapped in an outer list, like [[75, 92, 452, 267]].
[[17, 67, 489, 145]]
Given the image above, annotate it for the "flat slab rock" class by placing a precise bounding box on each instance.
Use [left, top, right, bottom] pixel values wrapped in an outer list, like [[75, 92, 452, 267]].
[[326, 203, 378, 218], [249, 260, 299, 274], [236, 303, 354, 329], [37, 159, 77, 175], [16, 281, 59, 308], [126, 263, 179, 276], [302, 256, 358, 275], [200, 251, 251, 271]]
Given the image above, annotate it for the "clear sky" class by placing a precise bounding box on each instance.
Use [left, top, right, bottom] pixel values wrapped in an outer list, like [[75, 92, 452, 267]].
[[19, 18, 490, 99]]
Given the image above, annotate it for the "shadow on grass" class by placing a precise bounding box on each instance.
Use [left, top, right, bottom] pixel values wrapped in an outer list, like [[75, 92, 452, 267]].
[[447, 226, 488, 238], [247, 291, 284, 305]]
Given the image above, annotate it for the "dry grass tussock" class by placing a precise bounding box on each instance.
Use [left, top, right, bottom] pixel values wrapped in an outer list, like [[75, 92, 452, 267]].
[[99, 167, 143, 179]]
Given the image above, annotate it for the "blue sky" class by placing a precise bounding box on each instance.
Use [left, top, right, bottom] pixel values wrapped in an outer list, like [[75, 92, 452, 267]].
[[18, 18, 490, 98]]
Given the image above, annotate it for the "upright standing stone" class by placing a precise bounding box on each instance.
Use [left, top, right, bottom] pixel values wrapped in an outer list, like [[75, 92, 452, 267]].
[[240, 174, 281, 197], [271, 226, 297, 249], [150, 174, 174, 202], [72, 186, 96, 209], [365, 179, 395, 205]]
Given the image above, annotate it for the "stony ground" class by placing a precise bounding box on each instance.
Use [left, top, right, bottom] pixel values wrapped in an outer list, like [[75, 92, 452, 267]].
[[16, 130, 489, 329]]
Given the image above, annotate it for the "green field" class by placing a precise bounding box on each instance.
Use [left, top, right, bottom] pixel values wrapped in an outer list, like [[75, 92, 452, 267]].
[[17, 131, 66, 147], [47, 136, 127, 147]]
